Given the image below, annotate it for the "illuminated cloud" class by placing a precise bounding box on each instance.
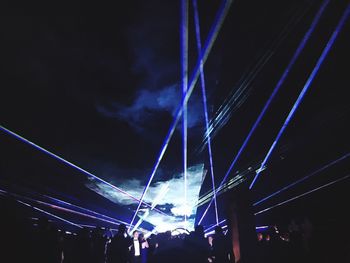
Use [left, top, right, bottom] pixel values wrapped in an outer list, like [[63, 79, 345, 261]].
[[86, 164, 206, 231], [96, 85, 203, 131]]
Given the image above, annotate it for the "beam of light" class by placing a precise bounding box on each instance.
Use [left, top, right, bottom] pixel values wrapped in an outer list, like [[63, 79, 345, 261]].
[[151, 182, 170, 210], [196, 176, 246, 207], [0, 125, 165, 215], [128, 0, 233, 230], [181, 0, 189, 226], [42, 194, 133, 225], [198, 1, 315, 151], [204, 219, 227, 233], [129, 182, 169, 234], [256, 226, 269, 230], [196, 163, 264, 207], [204, 224, 228, 237], [254, 174, 350, 216], [193, 0, 219, 225], [130, 209, 150, 235], [196, 164, 259, 207], [0, 188, 135, 228], [15, 199, 83, 228], [249, 3, 350, 189], [197, 0, 331, 225], [253, 153, 350, 206]]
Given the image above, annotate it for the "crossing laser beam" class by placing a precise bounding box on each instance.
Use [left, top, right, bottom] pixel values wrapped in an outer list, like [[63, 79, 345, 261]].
[[249, 3, 350, 189], [1, 188, 134, 227], [197, 0, 331, 225], [129, 0, 233, 229], [193, 0, 219, 225], [0, 125, 165, 216], [181, 0, 189, 226], [253, 153, 350, 206], [254, 174, 350, 215], [16, 199, 82, 228]]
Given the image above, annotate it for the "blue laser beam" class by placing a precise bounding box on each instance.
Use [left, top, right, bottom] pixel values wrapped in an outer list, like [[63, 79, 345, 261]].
[[1, 188, 135, 227], [197, 0, 330, 225], [193, 0, 219, 225], [253, 153, 350, 206], [42, 194, 133, 225], [254, 174, 350, 215], [181, 0, 189, 226], [15, 199, 83, 228], [205, 224, 228, 236], [0, 125, 167, 216], [249, 3, 350, 189], [129, 0, 233, 229], [256, 226, 269, 230], [200, 2, 315, 150], [204, 219, 227, 233]]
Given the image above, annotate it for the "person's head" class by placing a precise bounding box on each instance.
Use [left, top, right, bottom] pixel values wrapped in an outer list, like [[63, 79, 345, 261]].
[[133, 230, 139, 240], [265, 234, 270, 242], [118, 223, 126, 234], [257, 232, 263, 241], [195, 225, 204, 236], [214, 226, 223, 235]]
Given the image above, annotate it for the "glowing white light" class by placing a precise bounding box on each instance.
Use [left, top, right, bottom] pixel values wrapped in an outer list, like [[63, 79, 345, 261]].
[[151, 182, 169, 209], [171, 204, 192, 217], [88, 164, 205, 232], [130, 209, 150, 235]]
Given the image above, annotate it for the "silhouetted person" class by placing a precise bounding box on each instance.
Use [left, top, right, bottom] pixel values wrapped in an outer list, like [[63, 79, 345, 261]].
[[73, 227, 93, 263], [212, 226, 234, 263], [146, 234, 158, 263], [184, 225, 210, 263], [107, 223, 130, 263], [92, 227, 107, 263], [35, 218, 61, 263]]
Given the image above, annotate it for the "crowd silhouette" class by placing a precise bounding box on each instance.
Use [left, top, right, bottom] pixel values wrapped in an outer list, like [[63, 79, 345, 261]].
[[2, 195, 350, 263], [1, 199, 234, 263]]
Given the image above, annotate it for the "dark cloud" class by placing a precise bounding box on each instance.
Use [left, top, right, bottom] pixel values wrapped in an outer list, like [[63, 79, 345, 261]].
[[96, 84, 204, 133]]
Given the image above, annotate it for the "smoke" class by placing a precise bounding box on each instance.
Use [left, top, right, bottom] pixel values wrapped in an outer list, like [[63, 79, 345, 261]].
[[86, 164, 206, 231], [96, 84, 204, 131]]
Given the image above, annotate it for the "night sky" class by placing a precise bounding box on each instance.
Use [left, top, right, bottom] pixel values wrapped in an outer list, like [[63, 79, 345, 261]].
[[1, 0, 349, 231]]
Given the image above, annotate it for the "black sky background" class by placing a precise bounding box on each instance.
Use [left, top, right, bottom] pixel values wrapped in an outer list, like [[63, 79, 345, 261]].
[[1, 0, 349, 228]]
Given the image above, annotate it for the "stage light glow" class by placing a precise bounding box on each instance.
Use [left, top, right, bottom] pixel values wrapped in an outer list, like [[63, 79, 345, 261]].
[[255, 174, 350, 215], [129, 0, 233, 230], [197, 0, 330, 224], [253, 153, 350, 206], [249, 3, 350, 189], [193, 0, 219, 225], [128, 181, 171, 234], [130, 209, 150, 235], [151, 183, 169, 210], [171, 204, 192, 217], [91, 164, 205, 233], [256, 226, 269, 230]]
